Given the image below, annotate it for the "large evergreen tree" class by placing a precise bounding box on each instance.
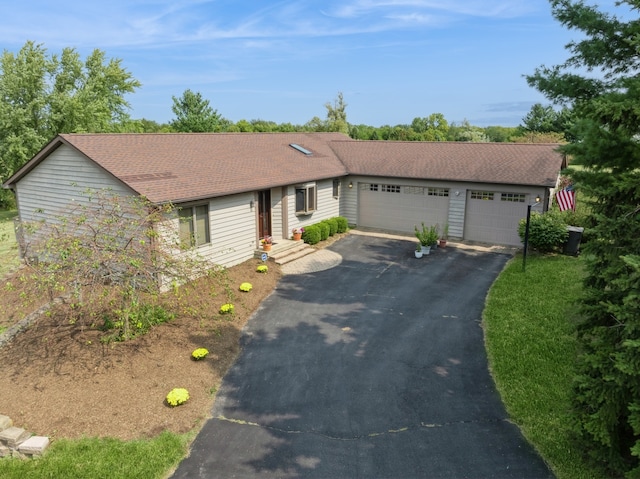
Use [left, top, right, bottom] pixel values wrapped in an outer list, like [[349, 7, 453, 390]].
[[528, 1, 640, 474], [169, 89, 223, 132]]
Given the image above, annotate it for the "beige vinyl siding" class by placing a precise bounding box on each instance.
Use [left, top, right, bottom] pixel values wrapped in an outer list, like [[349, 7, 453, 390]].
[[287, 179, 341, 232], [15, 145, 133, 224], [446, 188, 466, 239], [196, 192, 257, 268], [271, 187, 284, 240], [341, 177, 358, 225]]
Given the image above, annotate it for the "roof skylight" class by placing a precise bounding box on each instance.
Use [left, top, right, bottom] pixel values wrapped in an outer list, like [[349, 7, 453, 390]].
[[290, 143, 313, 156]]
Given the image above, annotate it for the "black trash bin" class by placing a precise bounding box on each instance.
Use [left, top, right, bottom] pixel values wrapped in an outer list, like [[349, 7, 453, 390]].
[[563, 226, 584, 256]]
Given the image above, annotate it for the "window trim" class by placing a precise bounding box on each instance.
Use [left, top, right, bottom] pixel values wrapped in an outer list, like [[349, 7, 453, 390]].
[[295, 183, 317, 215], [332, 179, 341, 198], [178, 203, 210, 248]]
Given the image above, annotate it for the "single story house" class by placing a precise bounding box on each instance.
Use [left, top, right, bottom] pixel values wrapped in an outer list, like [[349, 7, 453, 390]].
[[3, 133, 564, 268]]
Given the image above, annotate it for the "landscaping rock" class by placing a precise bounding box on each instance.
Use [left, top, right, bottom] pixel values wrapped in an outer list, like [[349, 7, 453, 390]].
[[18, 436, 49, 456], [0, 444, 10, 457], [0, 426, 30, 449], [0, 415, 12, 431]]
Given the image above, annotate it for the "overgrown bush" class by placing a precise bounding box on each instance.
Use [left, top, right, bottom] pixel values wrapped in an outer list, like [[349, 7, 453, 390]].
[[517, 212, 568, 252], [335, 216, 348, 233], [317, 222, 330, 241], [102, 302, 175, 342], [302, 225, 321, 245], [325, 218, 338, 236]]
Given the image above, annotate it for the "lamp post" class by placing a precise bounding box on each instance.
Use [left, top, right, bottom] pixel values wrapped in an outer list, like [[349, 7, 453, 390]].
[[522, 196, 541, 272]]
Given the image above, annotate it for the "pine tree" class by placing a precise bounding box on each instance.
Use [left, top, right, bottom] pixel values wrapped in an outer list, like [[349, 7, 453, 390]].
[[528, 1, 640, 474]]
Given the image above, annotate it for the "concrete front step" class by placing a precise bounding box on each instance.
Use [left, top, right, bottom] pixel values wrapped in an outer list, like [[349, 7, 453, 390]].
[[272, 246, 316, 265]]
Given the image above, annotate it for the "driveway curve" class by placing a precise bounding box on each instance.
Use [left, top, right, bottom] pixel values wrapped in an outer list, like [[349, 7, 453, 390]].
[[171, 234, 553, 479]]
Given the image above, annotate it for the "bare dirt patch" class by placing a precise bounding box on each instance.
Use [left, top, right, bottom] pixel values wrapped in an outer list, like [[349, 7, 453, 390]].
[[0, 258, 281, 441]]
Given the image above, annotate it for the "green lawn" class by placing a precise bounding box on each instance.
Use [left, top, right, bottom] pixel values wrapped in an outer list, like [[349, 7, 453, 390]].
[[0, 432, 189, 479], [0, 209, 19, 278], [484, 253, 605, 479]]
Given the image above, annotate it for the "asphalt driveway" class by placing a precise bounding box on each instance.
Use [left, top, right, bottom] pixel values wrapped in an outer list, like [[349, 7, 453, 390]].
[[171, 234, 553, 478]]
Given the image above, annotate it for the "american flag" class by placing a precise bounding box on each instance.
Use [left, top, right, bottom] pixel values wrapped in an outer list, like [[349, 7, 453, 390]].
[[556, 188, 575, 212]]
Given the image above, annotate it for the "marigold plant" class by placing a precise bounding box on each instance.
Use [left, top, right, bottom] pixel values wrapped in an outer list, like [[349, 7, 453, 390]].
[[239, 282, 253, 292], [191, 348, 209, 360], [166, 388, 189, 407], [256, 265, 268, 273], [219, 303, 234, 314]]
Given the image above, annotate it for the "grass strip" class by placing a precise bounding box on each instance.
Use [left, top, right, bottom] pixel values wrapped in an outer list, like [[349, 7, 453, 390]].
[[0, 210, 19, 278], [484, 253, 604, 479], [0, 431, 188, 479]]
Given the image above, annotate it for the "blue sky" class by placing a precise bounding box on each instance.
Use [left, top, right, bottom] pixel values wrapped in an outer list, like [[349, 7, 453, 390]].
[[0, 1, 614, 127]]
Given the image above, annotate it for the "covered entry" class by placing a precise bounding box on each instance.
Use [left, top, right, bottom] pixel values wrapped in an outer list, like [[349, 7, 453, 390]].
[[357, 182, 449, 233]]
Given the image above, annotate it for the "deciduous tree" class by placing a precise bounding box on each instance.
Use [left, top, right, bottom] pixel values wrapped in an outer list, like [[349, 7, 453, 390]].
[[0, 41, 140, 207]]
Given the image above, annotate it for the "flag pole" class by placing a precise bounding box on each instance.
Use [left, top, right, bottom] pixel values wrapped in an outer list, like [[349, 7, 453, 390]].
[[523, 196, 541, 272]]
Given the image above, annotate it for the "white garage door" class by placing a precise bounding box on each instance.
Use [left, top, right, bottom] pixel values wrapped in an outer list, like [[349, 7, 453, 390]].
[[464, 191, 527, 245], [358, 182, 449, 233]]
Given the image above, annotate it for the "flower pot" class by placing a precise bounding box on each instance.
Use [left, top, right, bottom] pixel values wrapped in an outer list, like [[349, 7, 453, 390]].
[[421, 245, 431, 255], [439, 239, 447, 248], [293, 233, 302, 241], [414, 250, 423, 258], [262, 243, 272, 251]]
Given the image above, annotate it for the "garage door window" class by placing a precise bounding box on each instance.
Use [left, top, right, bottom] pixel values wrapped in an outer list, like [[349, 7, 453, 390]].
[[501, 193, 526, 202], [471, 191, 494, 200], [381, 184, 401, 193], [428, 187, 449, 197]]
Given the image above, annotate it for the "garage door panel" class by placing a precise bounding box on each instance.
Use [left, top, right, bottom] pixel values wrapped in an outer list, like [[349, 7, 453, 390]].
[[358, 184, 448, 233], [465, 191, 526, 245]]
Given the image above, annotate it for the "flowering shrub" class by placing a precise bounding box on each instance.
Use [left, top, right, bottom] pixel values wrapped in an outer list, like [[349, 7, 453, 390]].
[[219, 303, 235, 314], [292, 227, 304, 234], [256, 265, 268, 273], [239, 282, 253, 292], [261, 235, 273, 245], [166, 388, 190, 407], [191, 348, 209, 360]]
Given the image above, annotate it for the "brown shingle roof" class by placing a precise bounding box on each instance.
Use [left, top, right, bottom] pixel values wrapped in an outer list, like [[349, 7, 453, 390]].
[[4, 133, 564, 204], [56, 132, 350, 203], [329, 140, 564, 187]]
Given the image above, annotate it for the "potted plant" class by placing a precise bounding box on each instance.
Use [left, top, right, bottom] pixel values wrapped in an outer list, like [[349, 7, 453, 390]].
[[292, 227, 304, 241], [261, 235, 273, 251], [414, 243, 423, 258], [414, 222, 432, 254], [439, 223, 449, 248]]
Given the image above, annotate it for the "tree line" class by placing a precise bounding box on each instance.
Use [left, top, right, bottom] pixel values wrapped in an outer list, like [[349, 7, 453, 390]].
[[0, 41, 569, 207]]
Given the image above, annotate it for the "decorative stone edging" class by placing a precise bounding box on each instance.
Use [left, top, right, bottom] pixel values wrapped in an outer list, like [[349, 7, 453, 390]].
[[0, 297, 64, 351], [0, 415, 49, 459]]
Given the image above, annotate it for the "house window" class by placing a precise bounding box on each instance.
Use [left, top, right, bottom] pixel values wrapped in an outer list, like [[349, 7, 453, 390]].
[[295, 183, 317, 214], [381, 184, 401, 193], [470, 191, 494, 200], [178, 204, 210, 247], [333, 179, 341, 198], [428, 187, 450, 197], [501, 193, 526, 203]]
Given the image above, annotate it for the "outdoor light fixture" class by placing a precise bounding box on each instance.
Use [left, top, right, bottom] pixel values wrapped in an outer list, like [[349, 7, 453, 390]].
[[522, 195, 542, 272], [348, 182, 353, 188]]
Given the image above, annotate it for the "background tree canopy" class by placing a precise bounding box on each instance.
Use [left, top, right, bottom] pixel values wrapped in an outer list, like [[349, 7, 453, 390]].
[[528, 0, 640, 475], [0, 41, 140, 207]]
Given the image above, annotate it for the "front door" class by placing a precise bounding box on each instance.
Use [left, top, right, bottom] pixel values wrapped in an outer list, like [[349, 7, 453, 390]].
[[258, 190, 272, 239]]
